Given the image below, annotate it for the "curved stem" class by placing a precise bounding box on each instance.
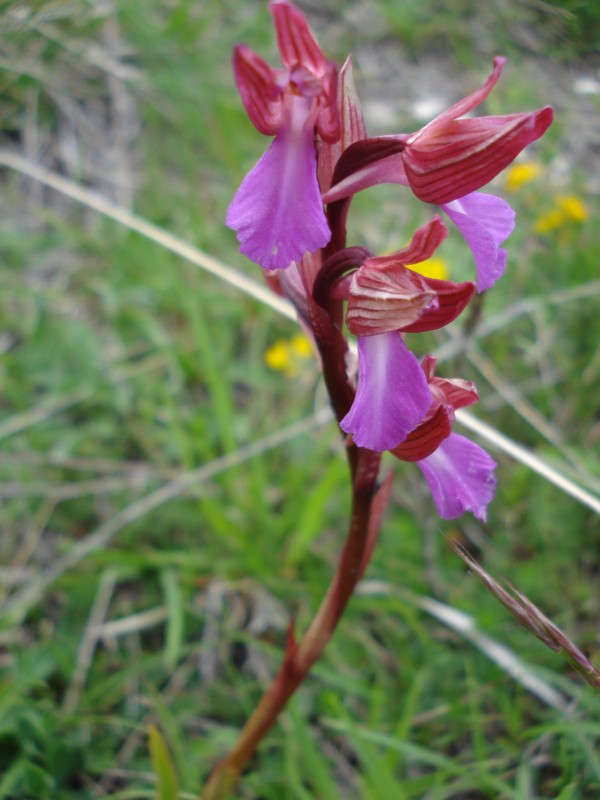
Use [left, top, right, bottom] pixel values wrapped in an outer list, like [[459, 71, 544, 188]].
[[201, 447, 383, 799]]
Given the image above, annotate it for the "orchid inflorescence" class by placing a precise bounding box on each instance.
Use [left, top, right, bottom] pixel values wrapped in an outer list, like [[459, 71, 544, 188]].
[[227, 0, 552, 523], [204, 4, 554, 793]]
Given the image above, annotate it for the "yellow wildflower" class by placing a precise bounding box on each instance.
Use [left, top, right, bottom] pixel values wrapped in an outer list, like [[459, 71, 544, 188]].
[[407, 257, 449, 281], [265, 334, 312, 377], [557, 195, 587, 222], [265, 340, 290, 372], [504, 162, 542, 192], [534, 209, 562, 234], [290, 334, 313, 358], [534, 194, 588, 234]]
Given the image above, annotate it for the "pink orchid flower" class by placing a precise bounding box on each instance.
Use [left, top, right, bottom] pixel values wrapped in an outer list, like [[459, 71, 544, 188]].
[[391, 357, 496, 521], [338, 218, 475, 452], [323, 57, 552, 290], [226, 1, 340, 271]]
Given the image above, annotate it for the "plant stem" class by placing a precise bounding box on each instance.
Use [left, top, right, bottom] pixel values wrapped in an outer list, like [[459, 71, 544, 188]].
[[201, 446, 382, 799]]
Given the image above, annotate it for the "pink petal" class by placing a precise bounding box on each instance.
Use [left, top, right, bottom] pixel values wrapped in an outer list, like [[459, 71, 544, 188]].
[[340, 332, 431, 451], [271, 0, 327, 76], [411, 57, 506, 139], [421, 356, 479, 410], [346, 264, 436, 336], [417, 433, 497, 520], [318, 56, 366, 191], [403, 107, 553, 204], [366, 216, 449, 268], [227, 97, 330, 271], [430, 376, 479, 410], [233, 45, 283, 135], [442, 192, 515, 291], [399, 276, 475, 333], [391, 404, 453, 462]]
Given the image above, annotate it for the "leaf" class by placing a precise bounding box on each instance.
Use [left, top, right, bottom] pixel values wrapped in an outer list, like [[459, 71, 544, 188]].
[[160, 569, 184, 669], [148, 725, 179, 800]]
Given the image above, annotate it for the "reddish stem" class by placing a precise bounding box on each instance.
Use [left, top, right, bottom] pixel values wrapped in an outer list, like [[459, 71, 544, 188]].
[[201, 445, 382, 799]]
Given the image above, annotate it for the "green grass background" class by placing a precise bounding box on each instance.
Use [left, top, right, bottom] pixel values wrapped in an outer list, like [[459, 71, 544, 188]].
[[1, 0, 600, 797]]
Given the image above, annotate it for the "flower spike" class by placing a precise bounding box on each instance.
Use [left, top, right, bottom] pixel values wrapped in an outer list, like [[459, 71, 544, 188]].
[[211, 9, 558, 793]]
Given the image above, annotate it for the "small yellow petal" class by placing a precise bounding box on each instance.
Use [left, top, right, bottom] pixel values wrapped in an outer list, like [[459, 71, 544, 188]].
[[504, 162, 542, 192], [265, 340, 292, 372], [534, 209, 564, 234], [557, 195, 587, 222], [265, 335, 313, 377], [290, 334, 313, 359], [408, 257, 449, 281], [535, 195, 588, 233]]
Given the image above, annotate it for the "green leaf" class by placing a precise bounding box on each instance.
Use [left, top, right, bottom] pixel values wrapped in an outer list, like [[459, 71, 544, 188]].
[[148, 724, 179, 800], [160, 569, 184, 669]]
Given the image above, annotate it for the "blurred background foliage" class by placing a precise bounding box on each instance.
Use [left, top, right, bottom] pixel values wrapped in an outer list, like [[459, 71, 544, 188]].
[[1, 0, 600, 797]]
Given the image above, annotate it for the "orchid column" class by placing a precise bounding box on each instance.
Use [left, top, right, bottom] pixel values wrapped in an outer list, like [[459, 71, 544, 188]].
[[204, 2, 552, 796]]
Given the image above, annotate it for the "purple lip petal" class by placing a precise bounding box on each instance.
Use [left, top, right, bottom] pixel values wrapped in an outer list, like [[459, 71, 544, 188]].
[[417, 433, 497, 520], [442, 192, 515, 291], [340, 332, 431, 451], [227, 98, 331, 271]]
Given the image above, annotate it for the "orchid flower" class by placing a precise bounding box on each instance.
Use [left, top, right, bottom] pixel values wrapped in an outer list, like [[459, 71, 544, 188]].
[[336, 218, 476, 451], [226, 0, 340, 271], [387, 356, 496, 520], [323, 57, 552, 289]]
